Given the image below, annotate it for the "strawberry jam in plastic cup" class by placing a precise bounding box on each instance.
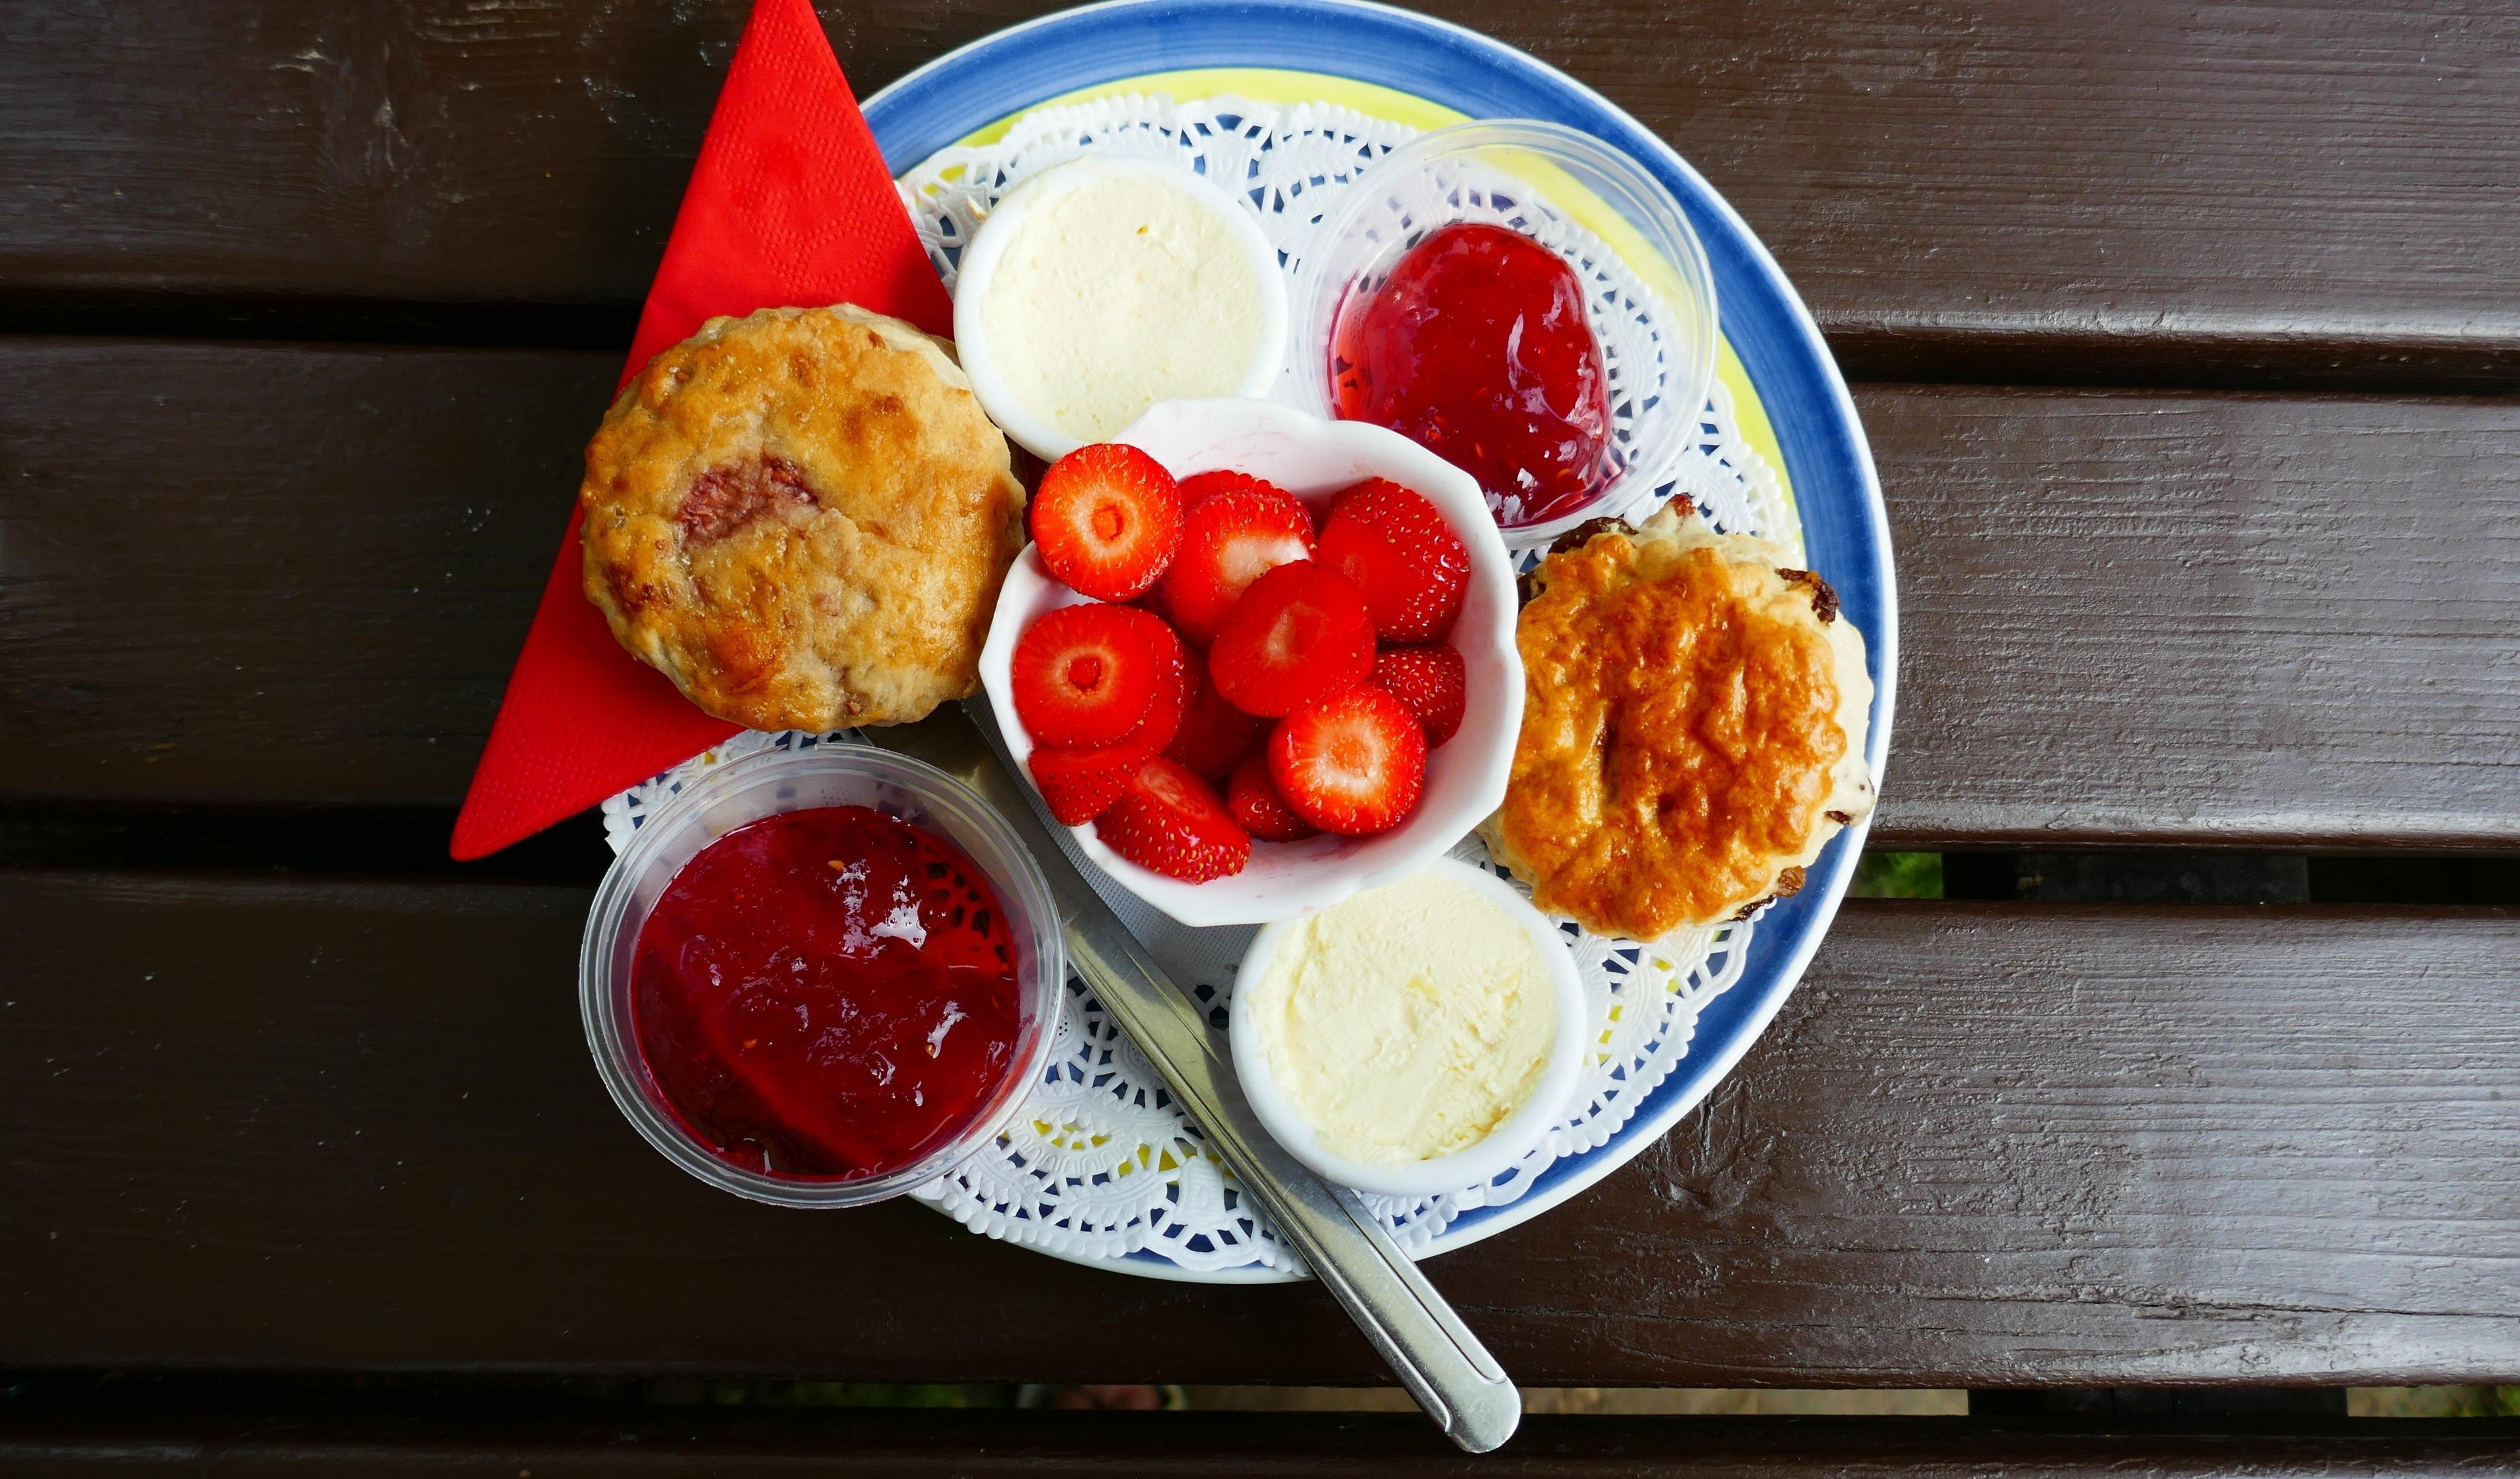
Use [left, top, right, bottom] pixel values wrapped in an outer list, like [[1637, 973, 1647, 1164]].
[[579, 746, 1064, 1207], [1298, 119, 1717, 546]]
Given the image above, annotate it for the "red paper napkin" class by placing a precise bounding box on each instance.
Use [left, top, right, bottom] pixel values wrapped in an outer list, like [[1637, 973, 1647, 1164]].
[[451, 0, 954, 859]]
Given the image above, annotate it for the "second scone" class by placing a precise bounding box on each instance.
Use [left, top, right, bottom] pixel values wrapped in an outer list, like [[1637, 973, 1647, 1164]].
[[1482, 498, 1876, 943], [580, 304, 1028, 732]]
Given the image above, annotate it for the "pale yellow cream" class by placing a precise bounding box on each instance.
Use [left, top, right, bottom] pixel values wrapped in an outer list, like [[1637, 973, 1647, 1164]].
[[975, 170, 1268, 442], [1246, 871, 1557, 1166]]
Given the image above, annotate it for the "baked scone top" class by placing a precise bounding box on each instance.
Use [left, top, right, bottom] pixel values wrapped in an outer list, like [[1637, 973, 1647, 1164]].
[[580, 304, 1027, 731], [1484, 499, 1875, 941]]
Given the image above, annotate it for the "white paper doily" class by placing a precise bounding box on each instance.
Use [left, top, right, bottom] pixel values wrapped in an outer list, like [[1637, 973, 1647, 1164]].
[[600, 93, 1801, 1280]]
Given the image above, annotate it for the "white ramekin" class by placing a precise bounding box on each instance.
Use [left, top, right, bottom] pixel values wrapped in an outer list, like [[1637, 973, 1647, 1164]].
[[1227, 855, 1587, 1198], [952, 156, 1289, 462]]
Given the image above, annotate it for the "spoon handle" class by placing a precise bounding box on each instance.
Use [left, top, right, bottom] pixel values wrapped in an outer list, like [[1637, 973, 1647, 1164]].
[[868, 709, 1521, 1453]]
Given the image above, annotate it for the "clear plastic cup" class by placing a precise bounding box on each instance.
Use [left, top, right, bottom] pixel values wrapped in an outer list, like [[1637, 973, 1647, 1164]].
[[578, 743, 1066, 1208], [1296, 118, 1719, 546]]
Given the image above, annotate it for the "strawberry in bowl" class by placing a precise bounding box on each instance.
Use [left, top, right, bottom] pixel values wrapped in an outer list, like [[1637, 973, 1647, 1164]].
[[979, 398, 1524, 930]]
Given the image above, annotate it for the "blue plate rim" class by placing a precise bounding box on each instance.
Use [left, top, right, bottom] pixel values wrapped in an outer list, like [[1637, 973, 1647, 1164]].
[[865, 0, 1898, 1282]]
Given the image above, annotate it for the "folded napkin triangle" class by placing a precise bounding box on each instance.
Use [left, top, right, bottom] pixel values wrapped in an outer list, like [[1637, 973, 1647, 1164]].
[[451, 0, 952, 860]]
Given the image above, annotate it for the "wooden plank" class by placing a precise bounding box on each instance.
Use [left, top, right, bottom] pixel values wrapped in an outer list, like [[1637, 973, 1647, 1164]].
[[3, 1405, 2517, 1478], [3, 1, 2517, 383], [7, 340, 2516, 847], [0, 339, 610, 809], [1869, 385, 2520, 849], [3, 872, 2514, 1387]]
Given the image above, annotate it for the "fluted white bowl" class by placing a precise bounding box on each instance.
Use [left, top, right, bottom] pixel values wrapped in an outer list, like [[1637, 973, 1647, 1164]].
[[979, 398, 1524, 929]]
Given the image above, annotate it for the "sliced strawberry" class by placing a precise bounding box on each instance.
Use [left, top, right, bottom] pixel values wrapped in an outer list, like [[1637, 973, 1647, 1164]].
[[1161, 650, 1265, 782], [1177, 468, 1274, 511], [1370, 643, 1467, 746], [1093, 756, 1252, 882], [1158, 481, 1316, 645], [1268, 683, 1428, 836], [1206, 562, 1376, 718], [1226, 754, 1319, 842], [1105, 616, 1190, 754], [1030, 442, 1183, 601], [1026, 742, 1146, 826], [1009, 603, 1170, 748], [1316, 478, 1471, 642]]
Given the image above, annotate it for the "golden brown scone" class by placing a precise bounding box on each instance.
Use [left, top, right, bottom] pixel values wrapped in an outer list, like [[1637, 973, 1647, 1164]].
[[1480, 498, 1875, 942], [580, 304, 1027, 731]]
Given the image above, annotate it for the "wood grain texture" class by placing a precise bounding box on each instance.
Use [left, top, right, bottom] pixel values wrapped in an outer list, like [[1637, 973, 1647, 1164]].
[[1866, 385, 2520, 848], [3, 0, 2516, 383], [3, 872, 2513, 1386], [5, 1406, 2519, 1478], [0, 339, 610, 808], [7, 341, 2515, 847]]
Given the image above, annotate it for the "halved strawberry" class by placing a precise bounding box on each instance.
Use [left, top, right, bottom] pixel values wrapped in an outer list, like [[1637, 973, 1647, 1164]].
[[1226, 754, 1319, 842], [1093, 756, 1252, 882], [1026, 742, 1145, 826], [1031, 442, 1183, 601], [1161, 650, 1265, 782], [1206, 562, 1376, 718], [1009, 603, 1171, 748], [1316, 478, 1470, 642], [1267, 683, 1428, 836], [1107, 616, 1191, 754], [1158, 481, 1316, 645], [1177, 468, 1274, 511], [1370, 643, 1466, 746]]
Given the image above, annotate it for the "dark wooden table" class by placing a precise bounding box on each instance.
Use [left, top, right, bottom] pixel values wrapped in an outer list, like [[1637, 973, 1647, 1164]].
[[5, 1, 2517, 1472]]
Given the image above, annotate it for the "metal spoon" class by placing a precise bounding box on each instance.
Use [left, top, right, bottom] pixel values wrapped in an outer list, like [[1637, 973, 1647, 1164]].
[[868, 706, 1521, 1453]]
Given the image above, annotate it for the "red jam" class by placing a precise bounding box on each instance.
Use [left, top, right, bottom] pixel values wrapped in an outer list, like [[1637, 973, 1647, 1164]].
[[1330, 222, 1614, 529], [629, 805, 1022, 1180]]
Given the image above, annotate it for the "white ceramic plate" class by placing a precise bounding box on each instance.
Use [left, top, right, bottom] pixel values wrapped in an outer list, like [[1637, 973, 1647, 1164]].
[[859, 0, 1893, 1281]]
